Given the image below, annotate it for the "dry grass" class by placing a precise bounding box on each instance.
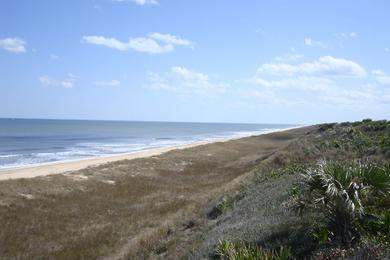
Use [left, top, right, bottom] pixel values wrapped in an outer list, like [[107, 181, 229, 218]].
[[0, 127, 309, 259]]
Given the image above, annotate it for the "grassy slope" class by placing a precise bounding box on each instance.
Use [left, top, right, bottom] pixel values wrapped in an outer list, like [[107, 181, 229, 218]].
[[0, 127, 308, 259], [190, 120, 390, 259]]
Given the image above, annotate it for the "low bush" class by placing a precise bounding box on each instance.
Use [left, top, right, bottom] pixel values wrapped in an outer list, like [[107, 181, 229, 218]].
[[363, 120, 389, 131], [289, 160, 390, 247], [318, 123, 336, 132]]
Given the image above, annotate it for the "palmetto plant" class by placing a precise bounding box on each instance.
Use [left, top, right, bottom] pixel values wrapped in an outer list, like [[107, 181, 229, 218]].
[[291, 161, 390, 246]]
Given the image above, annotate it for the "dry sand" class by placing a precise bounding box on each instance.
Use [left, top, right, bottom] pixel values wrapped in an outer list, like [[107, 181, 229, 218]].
[[0, 128, 297, 181]]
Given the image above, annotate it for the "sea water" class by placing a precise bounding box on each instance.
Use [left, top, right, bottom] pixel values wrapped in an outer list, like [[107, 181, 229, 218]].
[[0, 118, 296, 169]]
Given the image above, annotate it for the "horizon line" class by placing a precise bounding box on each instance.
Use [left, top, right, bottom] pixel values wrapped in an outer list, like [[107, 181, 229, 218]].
[[0, 117, 299, 126]]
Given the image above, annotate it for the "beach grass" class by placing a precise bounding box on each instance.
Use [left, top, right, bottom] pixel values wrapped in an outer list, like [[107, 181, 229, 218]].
[[0, 127, 308, 259]]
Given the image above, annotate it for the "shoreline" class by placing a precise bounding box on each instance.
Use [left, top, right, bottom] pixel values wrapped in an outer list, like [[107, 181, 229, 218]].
[[0, 126, 301, 181]]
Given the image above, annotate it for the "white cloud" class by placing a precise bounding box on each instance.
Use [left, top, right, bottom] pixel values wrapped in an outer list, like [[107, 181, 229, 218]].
[[38, 74, 77, 88], [83, 36, 172, 53], [171, 66, 209, 81], [82, 33, 191, 54], [148, 33, 192, 46], [319, 88, 379, 106], [350, 32, 357, 37], [372, 70, 390, 85], [93, 80, 121, 87], [132, 0, 158, 5], [127, 37, 173, 53], [0, 38, 27, 53], [252, 76, 332, 91], [385, 48, 390, 53], [304, 37, 327, 48], [340, 32, 358, 38], [112, 0, 158, 5], [243, 55, 384, 108], [50, 54, 59, 60], [245, 78, 380, 107], [83, 36, 128, 51], [148, 66, 228, 96], [258, 56, 366, 78], [304, 38, 312, 46]]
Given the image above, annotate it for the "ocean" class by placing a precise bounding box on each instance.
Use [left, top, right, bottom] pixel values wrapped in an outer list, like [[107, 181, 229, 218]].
[[0, 118, 296, 169]]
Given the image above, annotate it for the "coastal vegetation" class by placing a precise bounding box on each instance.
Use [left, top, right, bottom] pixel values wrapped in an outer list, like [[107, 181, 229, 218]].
[[0, 119, 389, 259], [208, 119, 390, 260]]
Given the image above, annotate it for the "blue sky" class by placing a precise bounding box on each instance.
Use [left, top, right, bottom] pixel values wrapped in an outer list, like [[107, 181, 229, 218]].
[[0, 0, 389, 124]]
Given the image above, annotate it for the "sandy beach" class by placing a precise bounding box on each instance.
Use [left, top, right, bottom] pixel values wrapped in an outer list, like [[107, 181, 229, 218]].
[[0, 140, 211, 181], [0, 128, 298, 181]]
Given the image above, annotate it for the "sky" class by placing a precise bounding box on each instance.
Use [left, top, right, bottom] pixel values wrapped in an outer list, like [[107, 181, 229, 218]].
[[0, 0, 389, 124]]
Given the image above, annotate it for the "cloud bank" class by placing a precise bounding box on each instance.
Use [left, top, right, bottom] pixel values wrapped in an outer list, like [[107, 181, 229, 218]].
[[257, 56, 366, 78], [83, 33, 191, 54]]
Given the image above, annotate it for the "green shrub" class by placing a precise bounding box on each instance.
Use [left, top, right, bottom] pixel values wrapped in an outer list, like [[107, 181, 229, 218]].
[[217, 196, 235, 213], [364, 120, 389, 131], [359, 210, 390, 244], [216, 240, 291, 260], [318, 123, 336, 132], [311, 224, 332, 244], [340, 122, 352, 127], [352, 121, 363, 127], [380, 134, 390, 150], [290, 161, 390, 247]]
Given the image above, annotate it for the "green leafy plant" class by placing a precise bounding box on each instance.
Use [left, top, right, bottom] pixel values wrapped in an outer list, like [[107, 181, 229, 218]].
[[311, 224, 333, 244], [217, 196, 235, 213], [216, 240, 291, 260], [359, 210, 390, 244], [290, 161, 390, 246]]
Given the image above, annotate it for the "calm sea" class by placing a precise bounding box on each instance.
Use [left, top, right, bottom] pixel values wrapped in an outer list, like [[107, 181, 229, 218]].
[[0, 118, 296, 169]]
